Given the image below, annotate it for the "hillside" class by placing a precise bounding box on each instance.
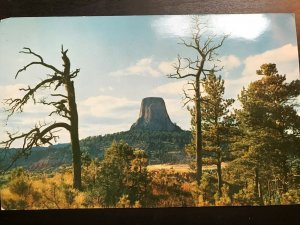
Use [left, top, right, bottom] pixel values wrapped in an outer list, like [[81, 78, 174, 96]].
[[81, 129, 191, 163], [0, 129, 191, 171], [0, 96, 192, 171]]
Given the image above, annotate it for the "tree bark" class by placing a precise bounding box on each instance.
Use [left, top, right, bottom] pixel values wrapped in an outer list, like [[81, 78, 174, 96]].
[[217, 154, 222, 196], [63, 51, 82, 190], [195, 76, 202, 183], [215, 120, 222, 196], [254, 167, 264, 205], [282, 157, 289, 193], [68, 81, 81, 190]]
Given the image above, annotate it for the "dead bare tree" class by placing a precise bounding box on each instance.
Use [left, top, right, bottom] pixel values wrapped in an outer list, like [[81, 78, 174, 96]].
[[168, 16, 227, 183], [1, 47, 82, 190]]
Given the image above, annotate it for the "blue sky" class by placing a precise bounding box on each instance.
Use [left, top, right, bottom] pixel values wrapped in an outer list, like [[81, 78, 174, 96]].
[[0, 14, 299, 145]]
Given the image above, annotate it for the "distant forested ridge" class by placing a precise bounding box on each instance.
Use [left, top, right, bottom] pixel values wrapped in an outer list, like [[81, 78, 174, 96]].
[[0, 129, 191, 171]]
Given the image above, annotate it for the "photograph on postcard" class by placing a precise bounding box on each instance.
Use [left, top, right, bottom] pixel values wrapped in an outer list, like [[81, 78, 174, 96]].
[[0, 14, 299, 209]]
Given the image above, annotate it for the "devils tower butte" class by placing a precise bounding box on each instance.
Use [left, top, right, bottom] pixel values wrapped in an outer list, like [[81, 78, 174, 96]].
[[130, 97, 182, 131]]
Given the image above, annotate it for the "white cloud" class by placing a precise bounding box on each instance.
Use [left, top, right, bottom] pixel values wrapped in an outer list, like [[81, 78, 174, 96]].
[[242, 44, 299, 81], [153, 80, 191, 97], [219, 54, 242, 78], [208, 14, 270, 40], [224, 44, 300, 99], [78, 95, 140, 138], [158, 60, 176, 74], [127, 58, 160, 76], [109, 57, 193, 78], [151, 14, 270, 40], [151, 16, 192, 38], [110, 57, 161, 77], [220, 55, 241, 71], [99, 86, 114, 93], [79, 123, 130, 139], [80, 95, 139, 118], [164, 98, 190, 130], [0, 84, 25, 100]]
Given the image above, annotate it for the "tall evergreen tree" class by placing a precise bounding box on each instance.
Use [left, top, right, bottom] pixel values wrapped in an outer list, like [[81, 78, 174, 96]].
[[201, 73, 234, 196], [96, 141, 149, 206], [235, 63, 300, 204]]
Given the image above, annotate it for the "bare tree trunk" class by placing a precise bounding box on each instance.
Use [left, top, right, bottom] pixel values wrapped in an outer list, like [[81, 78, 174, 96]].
[[282, 159, 289, 193], [215, 121, 222, 196], [258, 178, 264, 206], [2, 47, 82, 191], [217, 155, 222, 196], [167, 16, 227, 185], [68, 82, 81, 190], [254, 167, 264, 205], [267, 179, 272, 204], [63, 52, 82, 190], [195, 76, 202, 183]]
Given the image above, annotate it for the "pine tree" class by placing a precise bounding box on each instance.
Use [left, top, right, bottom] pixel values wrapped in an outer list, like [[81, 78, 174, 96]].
[[235, 63, 300, 205], [201, 73, 234, 196], [96, 141, 149, 206]]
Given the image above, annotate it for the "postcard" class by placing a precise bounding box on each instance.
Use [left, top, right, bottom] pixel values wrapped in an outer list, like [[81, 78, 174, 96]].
[[0, 14, 299, 209]]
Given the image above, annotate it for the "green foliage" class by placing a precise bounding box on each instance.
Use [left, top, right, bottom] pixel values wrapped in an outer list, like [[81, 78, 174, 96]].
[[81, 150, 92, 168], [191, 173, 217, 206], [214, 184, 231, 206], [80, 130, 191, 163], [127, 149, 150, 202], [8, 167, 32, 198], [233, 63, 300, 205], [116, 194, 131, 208], [82, 159, 100, 190], [201, 73, 235, 194], [92, 140, 150, 207], [201, 73, 235, 159], [232, 182, 260, 206], [281, 189, 300, 204], [62, 183, 77, 206]]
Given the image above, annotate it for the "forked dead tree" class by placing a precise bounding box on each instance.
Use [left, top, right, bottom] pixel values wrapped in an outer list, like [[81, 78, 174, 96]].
[[1, 47, 82, 190], [168, 16, 227, 183]]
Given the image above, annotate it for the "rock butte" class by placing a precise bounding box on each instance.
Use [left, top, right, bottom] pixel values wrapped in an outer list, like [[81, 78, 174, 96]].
[[130, 97, 182, 132]]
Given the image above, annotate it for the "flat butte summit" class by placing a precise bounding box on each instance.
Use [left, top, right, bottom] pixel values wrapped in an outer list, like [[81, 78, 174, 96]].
[[130, 97, 182, 132]]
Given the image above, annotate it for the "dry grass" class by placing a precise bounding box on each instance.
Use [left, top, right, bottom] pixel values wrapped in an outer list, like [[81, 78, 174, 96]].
[[148, 163, 228, 173]]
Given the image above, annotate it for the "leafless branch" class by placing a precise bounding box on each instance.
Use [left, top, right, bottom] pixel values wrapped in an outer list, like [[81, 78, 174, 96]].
[[20, 47, 44, 62], [182, 88, 194, 107], [0, 122, 71, 171], [70, 69, 80, 78], [16, 47, 63, 78], [205, 35, 228, 59], [40, 99, 71, 119], [51, 94, 68, 99], [184, 57, 200, 71], [4, 76, 61, 117], [168, 55, 197, 79]]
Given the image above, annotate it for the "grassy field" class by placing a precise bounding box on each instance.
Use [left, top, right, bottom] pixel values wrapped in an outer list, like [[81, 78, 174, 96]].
[[148, 163, 228, 173]]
